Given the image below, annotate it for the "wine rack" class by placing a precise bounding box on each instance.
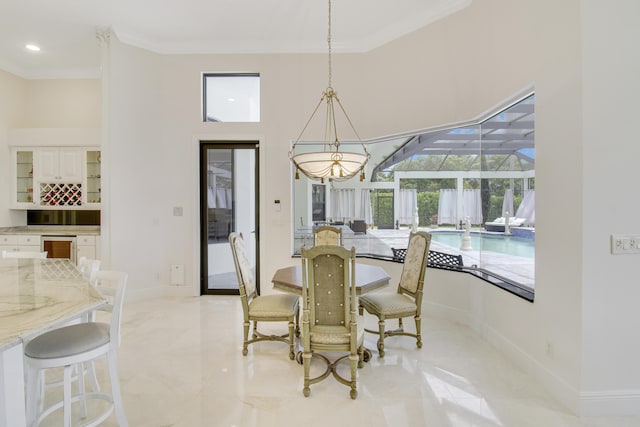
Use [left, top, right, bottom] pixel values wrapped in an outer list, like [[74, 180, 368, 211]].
[[39, 183, 83, 207]]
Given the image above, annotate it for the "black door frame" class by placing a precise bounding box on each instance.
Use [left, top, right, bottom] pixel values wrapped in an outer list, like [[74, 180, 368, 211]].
[[199, 141, 259, 295]]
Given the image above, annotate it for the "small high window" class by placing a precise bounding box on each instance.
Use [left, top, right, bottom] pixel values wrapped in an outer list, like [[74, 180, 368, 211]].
[[202, 73, 260, 122]]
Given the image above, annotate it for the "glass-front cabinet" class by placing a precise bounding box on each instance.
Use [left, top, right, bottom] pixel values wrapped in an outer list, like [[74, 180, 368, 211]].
[[10, 146, 101, 209], [85, 150, 101, 205], [14, 149, 35, 207]]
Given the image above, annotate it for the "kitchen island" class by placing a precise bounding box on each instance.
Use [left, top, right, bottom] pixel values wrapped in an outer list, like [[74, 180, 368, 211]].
[[0, 257, 105, 427]]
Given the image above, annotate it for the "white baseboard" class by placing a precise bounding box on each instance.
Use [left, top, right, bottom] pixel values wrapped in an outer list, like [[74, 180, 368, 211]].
[[426, 300, 640, 416], [124, 286, 164, 303], [424, 301, 471, 326], [580, 390, 640, 417], [484, 324, 580, 414]]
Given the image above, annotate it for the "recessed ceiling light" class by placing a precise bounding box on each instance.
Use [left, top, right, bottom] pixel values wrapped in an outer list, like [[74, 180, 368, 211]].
[[227, 98, 235, 102], [25, 44, 40, 52]]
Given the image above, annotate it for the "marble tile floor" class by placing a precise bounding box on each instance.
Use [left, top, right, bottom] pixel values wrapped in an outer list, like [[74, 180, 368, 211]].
[[39, 295, 639, 427]]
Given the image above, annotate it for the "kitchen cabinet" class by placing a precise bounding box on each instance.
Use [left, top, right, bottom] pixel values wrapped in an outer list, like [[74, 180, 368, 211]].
[[10, 147, 100, 209], [0, 235, 41, 254], [37, 147, 83, 182], [12, 149, 35, 208], [76, 235, 96, 262], [85, 150, 101, 205]]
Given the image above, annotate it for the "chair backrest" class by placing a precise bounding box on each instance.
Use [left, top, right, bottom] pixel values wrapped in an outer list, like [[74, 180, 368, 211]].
[[313, 226, 343, 246], [2, 250, 48, 259], [92, 270, 127, 347], [229, 233, 257, 315], [397, 231, 431, 300], [78, 257, 101, 285], [300, 245, 356, 342]]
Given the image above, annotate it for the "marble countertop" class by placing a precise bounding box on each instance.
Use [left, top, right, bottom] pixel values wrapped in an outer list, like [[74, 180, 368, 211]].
[[0, 226, 100, 236], [0, 258, 105, 351]]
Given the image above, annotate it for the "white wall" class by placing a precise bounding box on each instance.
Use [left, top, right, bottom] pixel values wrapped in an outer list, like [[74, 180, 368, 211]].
[[0, 70, 27, 226], [581, 0, 640, 415], [101, 0, 640, 416]]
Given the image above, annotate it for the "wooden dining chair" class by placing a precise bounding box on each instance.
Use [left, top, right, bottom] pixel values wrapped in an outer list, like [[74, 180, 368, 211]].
[[359, 231, 431, 357], [300, 244, 363, 399], [229, 232, 300, 359], [313, 225, 343, 246]]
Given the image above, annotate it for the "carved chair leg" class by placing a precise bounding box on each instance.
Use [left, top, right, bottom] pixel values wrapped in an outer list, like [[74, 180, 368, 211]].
[[252, 321, 258, 339], [415, 314, 423, 349], [242, 320, 250, 356], [288, 320, 295, 360], [349, 353, 358, 400], [302, 352, 312, 397], [377, 317, 386, 357]]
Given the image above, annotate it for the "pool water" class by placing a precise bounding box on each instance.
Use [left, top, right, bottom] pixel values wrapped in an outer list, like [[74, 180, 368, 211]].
[[429, 231, 535, 258]]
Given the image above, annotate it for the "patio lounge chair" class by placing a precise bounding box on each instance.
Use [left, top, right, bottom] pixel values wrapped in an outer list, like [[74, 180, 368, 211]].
[[484, 217, 526, 232]]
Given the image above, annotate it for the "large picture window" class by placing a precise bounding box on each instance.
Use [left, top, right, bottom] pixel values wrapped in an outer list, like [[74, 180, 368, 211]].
[[292, 92, 535, 300]]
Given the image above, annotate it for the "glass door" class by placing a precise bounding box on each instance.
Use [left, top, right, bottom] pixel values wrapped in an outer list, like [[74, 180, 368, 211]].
[[372, 189, 394, 229], [200, 142, 258, 295]]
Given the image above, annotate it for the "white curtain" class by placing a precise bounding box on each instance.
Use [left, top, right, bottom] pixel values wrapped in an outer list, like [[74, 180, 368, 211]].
[[398, 189, 417, 225], [502, 189, 514, 217], [463, 189, 483, 225], [208, 187, 216, 208], [515, 190, 535, 226], [330, 189, 355, 222], [437, 189, 457, 224], [225, 189, 233, 209], [360, 189, 373, 225], [216, 188, 227, 208]]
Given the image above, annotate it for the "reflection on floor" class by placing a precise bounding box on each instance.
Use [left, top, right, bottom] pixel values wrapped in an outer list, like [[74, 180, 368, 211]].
[[208, 271, 238, 290], [41, 295, 639, 426]]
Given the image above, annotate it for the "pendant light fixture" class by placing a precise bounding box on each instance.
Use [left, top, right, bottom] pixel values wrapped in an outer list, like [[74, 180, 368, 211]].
[[289, 0, 370, 183]]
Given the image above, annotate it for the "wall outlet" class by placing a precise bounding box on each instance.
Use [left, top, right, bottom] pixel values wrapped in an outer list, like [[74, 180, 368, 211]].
[[611, 234, 640, 254]]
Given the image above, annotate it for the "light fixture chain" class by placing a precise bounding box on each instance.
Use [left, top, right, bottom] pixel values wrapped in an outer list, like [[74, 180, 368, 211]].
[[327, 0, 332, 89], [289, 0, 370, 182]]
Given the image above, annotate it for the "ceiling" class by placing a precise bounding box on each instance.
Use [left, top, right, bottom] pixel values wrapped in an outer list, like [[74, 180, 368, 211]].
[[0, 0, 471, 79]]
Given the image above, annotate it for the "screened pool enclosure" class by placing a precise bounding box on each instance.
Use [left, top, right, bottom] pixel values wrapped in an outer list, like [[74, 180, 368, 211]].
[[292, 93, 535, 297]]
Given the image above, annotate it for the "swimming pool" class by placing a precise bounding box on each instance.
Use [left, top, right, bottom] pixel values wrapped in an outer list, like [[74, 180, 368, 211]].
[[429, 231, 535, 258]]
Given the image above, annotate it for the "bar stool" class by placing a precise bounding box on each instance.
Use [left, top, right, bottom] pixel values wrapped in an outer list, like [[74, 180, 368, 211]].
[[78, 257, 102, 286], [24, 270, 128, 427], [1, 250, 47, 259]]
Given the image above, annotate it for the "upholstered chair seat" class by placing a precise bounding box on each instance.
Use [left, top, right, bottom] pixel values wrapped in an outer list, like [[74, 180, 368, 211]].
[[307, 317, 365, 345], [358, 294, 416, 318], [248, 294, 300, 319]]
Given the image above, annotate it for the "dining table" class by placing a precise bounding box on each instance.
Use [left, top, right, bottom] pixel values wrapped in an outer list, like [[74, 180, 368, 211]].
[[272, 261, 390, 363], [272, 262, 390, 296], [0, 257, 106, 427]]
